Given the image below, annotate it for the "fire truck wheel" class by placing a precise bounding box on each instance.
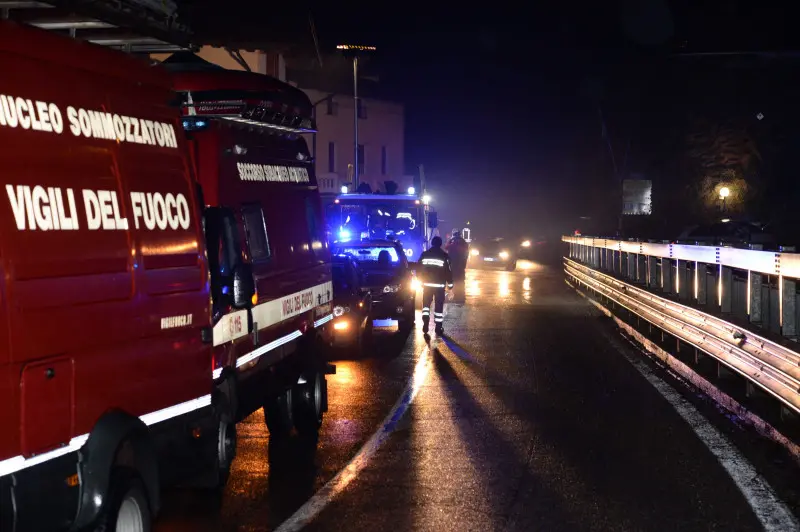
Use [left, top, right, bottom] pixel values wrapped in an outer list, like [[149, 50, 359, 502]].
[[215, 414, 237, 488], [263, 388, 293, 439], [96, 469, 151, 532], [292, 372, 325, 437]]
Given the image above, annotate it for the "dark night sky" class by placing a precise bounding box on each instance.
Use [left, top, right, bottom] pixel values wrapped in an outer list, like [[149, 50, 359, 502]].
[[187, 1, 793, 239]]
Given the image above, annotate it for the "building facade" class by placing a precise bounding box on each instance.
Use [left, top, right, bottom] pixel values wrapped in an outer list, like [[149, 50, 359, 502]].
[[296, 87, 409, 195]]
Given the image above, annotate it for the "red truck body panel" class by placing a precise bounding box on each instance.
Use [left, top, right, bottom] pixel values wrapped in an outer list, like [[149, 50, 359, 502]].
[[0, 21, 211, 465]]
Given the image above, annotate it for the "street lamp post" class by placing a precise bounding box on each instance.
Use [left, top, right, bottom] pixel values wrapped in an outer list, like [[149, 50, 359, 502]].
[[352, 54, 359, 189], [310, 93, 336, 178], [337, 44, 375, 192], [719, 186, 730, 213]]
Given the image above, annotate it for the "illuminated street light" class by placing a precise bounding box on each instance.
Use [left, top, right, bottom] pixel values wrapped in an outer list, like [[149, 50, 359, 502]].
[[336, 44, 376, 51], [423, 194, 431, 205]]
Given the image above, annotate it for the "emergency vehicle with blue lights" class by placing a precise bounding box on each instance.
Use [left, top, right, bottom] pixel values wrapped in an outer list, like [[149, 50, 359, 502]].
[[326, 188, 439, 261]]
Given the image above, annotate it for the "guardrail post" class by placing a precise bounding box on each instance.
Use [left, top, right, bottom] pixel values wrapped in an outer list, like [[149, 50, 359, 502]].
[[696, 262, 707, 305], [594, 247, 601, 269], [720, 266, 732, 313], [627, 253, 635, 280], [677, 260, 690, 300], [648, 256, 658, 289], [781, 276, 796, 338], [749, 272, 763, 324], [662, 259, 673, 294], [636, 254, 646, 284]]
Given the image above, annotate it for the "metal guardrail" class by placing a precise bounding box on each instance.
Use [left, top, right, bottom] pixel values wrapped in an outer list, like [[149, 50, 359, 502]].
[[565, 258, 800, 413], [562, 235, 800, 415], [564, 236, 800, 277], [563, 235, 800, 337]]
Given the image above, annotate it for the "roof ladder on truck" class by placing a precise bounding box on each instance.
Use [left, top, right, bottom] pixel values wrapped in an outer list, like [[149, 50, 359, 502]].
[[0, 0, 195, 53]]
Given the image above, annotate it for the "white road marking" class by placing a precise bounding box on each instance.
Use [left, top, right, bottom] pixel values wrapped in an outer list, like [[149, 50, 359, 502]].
[[274, 344, 433, 532], [573, 283, 800, 531]]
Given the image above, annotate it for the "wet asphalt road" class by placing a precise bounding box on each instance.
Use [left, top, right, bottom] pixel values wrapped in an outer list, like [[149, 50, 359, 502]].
[[157, 260, 781, 531]]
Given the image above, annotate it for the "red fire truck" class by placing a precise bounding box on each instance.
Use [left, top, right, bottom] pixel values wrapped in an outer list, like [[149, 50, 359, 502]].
[[161, 53, 335, 438], [0, 20, 223, 532]]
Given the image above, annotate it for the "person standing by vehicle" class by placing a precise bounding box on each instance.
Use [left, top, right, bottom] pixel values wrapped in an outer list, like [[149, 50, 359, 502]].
[[419, 236, 453, 335], [446, 230, 469, 282]]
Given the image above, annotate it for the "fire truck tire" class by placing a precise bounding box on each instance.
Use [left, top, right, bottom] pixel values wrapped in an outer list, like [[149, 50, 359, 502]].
[[263, 388, 293, 439], [292, 372, 325, 437], [95, 469, 151, 532], [207, 391, 236, 489]]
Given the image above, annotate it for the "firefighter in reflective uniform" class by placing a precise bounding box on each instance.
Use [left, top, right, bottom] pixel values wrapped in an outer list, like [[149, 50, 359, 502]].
[[419, 236, 453, 335], [446, 230, 469, 282]]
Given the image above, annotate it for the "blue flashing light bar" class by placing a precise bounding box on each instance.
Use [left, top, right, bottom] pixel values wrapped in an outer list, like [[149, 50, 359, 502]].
[[335, 193, 421, 202]]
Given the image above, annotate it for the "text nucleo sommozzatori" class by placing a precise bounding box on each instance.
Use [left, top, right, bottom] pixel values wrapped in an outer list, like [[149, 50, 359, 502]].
[[0, 94, 179, 148]]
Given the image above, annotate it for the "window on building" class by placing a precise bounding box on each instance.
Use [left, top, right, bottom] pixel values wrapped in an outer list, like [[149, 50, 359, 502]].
[[357, 144, 365, 175], [241, 204, 271, 262], [328, 141, 336, 173], [381, 146, 387, 176], [357, 99, 367, 119], [326, 98, 338, 116]]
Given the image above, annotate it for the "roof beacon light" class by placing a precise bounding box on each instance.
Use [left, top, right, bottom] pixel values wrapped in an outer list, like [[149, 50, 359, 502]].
[[408, 186, 416, 195], [341, 185, 349, 194]]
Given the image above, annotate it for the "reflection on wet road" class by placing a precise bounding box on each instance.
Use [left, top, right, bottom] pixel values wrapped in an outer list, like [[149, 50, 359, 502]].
[[157, 263, 788, 531]]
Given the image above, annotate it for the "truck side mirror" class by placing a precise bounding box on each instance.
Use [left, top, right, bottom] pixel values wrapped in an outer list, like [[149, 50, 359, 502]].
[[428, 211, 438, 228], [232, 262, 255, 309]]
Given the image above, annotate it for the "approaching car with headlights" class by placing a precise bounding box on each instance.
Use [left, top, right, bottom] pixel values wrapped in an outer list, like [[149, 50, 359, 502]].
[[332, 239, 416, 333], [468, 238, 517, 271], [331, 254, 372, 352]]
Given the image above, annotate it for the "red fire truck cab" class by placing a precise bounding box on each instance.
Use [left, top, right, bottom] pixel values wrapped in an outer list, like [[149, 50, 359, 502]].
[[161, 53, 335, 438], [0, 21, 225, 531]]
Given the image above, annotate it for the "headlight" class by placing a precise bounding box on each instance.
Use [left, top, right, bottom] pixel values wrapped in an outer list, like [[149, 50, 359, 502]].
[[410, 278, 422, 291], [470, 249, 479, 256], [333, 305, 345, 317], [333, 320, 349, 330], [499, 251, 510, 260], [521, 240, 531, 248], [383, 284, 401, 293]]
